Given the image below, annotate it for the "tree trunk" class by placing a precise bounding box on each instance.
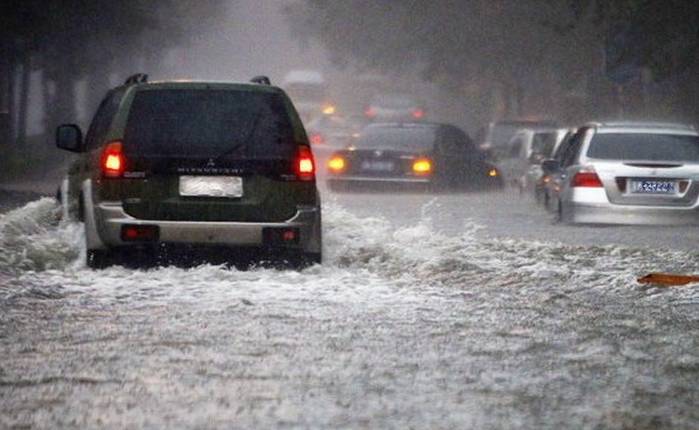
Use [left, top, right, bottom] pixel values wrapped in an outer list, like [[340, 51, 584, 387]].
[[49, 61, 77, 131], [514, 83, 525, 117], [42, 72, 54, 136], [1, 42, 17, 145], [86, 61, 112, 120], [16, 51, 30, 145]]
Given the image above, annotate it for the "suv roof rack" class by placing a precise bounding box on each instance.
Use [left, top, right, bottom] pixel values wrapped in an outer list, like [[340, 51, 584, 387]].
[[124, 73, 148, 85], [250, 75, 271, 85]]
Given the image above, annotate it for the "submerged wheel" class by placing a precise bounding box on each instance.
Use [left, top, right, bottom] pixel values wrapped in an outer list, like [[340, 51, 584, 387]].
[[303, 252, 322, 266], [288, 252, 322, 269]]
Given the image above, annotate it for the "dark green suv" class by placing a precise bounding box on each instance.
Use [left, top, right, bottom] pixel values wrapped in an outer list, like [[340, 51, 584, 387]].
[[56, 74, 322, 268]]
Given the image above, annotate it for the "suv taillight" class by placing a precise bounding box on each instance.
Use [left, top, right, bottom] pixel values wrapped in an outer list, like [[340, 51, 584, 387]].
[[295, 145, 315, 181], [101, 141, 125, 178], [571, 170, 603, 188]]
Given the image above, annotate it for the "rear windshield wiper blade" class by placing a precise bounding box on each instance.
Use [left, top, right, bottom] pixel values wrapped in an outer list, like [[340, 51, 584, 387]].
[[212, 141, 247, 162], [212, 113, 263, 163]]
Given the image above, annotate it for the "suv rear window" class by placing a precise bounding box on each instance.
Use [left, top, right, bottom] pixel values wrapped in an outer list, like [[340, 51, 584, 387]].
[[587, 133, 699, 162], [355, 127, 436, 151], [123, 89, 295, 159]]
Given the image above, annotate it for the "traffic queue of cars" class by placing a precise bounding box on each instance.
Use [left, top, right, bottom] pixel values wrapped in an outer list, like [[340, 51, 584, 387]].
[[54, 71, 492, 270], [57, 71, 698, 270], [503, 121, 699, 225]]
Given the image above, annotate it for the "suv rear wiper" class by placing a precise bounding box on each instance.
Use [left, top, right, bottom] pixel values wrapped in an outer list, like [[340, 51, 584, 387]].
[[212, 113, 263, 163]]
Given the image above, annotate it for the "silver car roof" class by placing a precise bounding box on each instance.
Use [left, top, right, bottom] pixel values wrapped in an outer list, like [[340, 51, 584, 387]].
[[587, 121, 698, 136]]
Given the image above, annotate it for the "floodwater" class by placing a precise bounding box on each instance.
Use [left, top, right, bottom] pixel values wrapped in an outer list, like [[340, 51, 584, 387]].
[[1, 190, 699, 429]]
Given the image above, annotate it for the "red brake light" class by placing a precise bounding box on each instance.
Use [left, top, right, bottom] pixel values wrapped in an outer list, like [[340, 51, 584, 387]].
[[121, 225, 159, 242], [101, 141, 125, 178], [296, 145, 315, 181], [572, 171, 603, 188], [412, 108, 425, 119], [364, 107, 376, 119]]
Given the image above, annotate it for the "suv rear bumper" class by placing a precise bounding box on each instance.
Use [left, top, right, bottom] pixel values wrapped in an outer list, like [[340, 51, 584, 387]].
[[94, 201, 322, 253]]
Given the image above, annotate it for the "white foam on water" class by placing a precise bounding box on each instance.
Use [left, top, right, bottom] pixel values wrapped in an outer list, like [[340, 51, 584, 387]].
[[2, 197, 699, 304], [0, 198, 82, 275]]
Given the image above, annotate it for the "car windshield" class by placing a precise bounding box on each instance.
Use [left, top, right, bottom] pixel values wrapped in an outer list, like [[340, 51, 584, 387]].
[[123, 89, 295, 158], [354, 127, 436, 151], [587, 132, 699, 162], [531, 132, 558, 156]]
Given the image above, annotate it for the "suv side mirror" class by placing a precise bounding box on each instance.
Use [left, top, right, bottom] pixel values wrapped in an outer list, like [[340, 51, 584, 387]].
[[541, 159, 560, 175], [56, 124, 83, 152]]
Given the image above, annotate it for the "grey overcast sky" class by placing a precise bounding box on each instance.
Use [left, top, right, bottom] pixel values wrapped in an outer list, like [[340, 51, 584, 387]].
[[167, 0, 329, 83]]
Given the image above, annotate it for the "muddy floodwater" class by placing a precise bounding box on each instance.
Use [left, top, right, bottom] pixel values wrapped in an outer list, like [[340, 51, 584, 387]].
[[1, 191, 699, 429]]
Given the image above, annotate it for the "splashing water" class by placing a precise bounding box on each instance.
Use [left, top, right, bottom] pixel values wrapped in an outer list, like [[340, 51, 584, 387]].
[[2, 197, 699, 429], [0, 198, 82, 275]]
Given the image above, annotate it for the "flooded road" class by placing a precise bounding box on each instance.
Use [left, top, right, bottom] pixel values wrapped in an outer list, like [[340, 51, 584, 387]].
[[2, 190, 699, 429]]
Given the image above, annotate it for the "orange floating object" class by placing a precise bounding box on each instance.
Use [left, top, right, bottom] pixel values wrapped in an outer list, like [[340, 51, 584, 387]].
[[637, 273, 699, 287]]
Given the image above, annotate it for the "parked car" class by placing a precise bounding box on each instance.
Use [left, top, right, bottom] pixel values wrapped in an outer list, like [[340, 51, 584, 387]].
[[477, 119, 558, 158], [326, 122, 502, 192], [364, 94, 426, 122], [305, 114, 368, 171], [282, 69, 334, 123], [498, 127, 565, 191], [55, 74, 322, 268], [543, 121, 699, 225]]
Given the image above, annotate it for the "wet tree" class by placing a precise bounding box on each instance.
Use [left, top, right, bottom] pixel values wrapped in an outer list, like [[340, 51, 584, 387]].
[[0, 1, 229, 146], [286, 0, 699, 124]]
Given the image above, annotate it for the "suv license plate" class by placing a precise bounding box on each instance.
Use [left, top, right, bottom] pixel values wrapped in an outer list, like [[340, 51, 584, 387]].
[[179, 176, 243, 198], [630, 180, 676, 194]]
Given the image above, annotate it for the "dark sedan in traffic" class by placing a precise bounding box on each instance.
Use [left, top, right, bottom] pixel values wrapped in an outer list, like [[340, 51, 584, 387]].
[[326, 122, 503, 191]]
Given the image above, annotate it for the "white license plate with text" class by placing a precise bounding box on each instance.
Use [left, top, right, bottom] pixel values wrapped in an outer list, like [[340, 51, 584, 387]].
[[179, 176, 243, 198], [361, 161, 395, 172], [630, 180, 676, 194]]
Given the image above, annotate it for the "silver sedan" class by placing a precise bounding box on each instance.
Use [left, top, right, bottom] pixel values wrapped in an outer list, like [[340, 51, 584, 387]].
[[544, 122, 699, 225]]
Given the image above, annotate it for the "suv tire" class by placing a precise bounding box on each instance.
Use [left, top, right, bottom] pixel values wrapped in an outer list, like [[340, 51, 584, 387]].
[[87, 249, 113, 269]]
